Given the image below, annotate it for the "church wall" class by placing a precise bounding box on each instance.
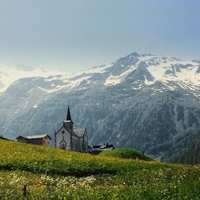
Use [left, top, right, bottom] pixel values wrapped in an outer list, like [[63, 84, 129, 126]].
[[72, 135, 79, 151], [81, 130, 88, 152], [78, 137, 83, 152], [56, 127, 71, 150], [84, 134, 88, 152]]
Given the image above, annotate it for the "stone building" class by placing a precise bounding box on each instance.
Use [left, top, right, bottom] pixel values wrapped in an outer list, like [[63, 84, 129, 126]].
[[16, 134, 51, 147], [55, 105, 88, 152]]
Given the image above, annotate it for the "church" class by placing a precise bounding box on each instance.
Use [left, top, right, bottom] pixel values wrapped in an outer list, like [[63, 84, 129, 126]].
[[55, 105, 88, 152]]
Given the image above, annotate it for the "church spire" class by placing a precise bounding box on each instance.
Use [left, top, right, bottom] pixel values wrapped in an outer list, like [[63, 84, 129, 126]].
[[63, 102, 74, 131], [66, 102, 72, 121]]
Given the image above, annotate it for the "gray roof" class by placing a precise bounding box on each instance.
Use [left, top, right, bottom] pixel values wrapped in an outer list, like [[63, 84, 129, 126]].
[[26, 134, 51, 140], [74, 129, 86, 137]]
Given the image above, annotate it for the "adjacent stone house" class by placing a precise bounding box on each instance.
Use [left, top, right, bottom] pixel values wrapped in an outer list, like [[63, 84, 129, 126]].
[[92, 143, 114, 154], [55, 105, 88, 152], [16, 134, 51, 147]]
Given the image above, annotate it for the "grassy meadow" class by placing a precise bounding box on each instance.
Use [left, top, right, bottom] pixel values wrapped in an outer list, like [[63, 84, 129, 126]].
[[1, 139, 200, 199]]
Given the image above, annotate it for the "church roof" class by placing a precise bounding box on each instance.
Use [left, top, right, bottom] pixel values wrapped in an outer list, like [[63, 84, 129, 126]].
[[74, 129, 86, 137]]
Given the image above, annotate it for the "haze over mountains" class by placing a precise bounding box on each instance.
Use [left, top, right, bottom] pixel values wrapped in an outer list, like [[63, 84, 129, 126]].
[[1, 52, 200, 161], [0, 64, 65, 92]]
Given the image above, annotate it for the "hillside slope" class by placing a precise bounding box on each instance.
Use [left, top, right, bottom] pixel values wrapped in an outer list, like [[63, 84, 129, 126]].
[[99, 148, 154, 161], [1, 139, 200, 199], [161, 130, 200, 164]]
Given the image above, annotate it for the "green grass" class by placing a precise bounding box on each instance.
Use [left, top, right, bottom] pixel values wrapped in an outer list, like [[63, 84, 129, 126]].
[[99, 148, 154, 161], [1, 139, 200, 199]]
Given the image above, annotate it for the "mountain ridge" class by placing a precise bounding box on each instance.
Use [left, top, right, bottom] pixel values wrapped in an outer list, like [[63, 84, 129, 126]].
[[0, 65, 67, 92]]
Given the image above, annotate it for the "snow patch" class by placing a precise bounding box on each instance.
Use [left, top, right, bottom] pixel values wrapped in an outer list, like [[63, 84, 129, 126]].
[[0, 65, 69, 92], [104, 75, 121, 86], [23, 100, 29, 109]]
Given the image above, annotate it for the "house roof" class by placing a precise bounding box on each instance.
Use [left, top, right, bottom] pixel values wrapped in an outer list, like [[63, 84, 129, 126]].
[[99, 143, 114, 149], [26, 134, 52, 140], [93, 143, 114, 150], [16, 135, 26, 140], [17, 134, 52, 140]]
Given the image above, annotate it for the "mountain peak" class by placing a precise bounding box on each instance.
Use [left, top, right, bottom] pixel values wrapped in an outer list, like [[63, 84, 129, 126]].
[[126, 52, 140, 58], [125, 61, 154, 83]]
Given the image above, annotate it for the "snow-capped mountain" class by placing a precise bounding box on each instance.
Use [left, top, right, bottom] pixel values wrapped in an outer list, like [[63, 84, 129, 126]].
[[2, 52, 200, 97], [0, 64, 68, 92], [1, 52, 200, 161]]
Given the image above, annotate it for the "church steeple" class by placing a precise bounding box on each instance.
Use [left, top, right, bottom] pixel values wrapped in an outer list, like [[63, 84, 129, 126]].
[[66, 103, 72, 122], [63, 102, 73, 131]]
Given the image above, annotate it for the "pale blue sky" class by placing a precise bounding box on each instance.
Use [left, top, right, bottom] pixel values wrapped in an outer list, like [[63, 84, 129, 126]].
[[0, 0, 200, 73]]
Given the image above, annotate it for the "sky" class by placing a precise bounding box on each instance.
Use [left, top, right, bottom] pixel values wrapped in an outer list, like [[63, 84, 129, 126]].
[[0, 0, 200, 73]]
